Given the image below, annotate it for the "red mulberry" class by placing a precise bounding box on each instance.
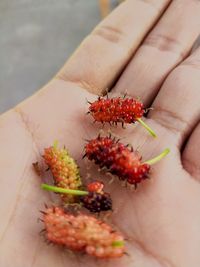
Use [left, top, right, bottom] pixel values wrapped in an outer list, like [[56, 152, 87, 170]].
[[88, 96, 156, 137], [84, 135, 169, 186], [42, 206, 125, 258]]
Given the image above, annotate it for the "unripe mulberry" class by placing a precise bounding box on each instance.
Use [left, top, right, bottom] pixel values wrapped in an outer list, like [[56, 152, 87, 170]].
[[84, 136, 150, 186], [43, 143, 82, 203], [42, 206, 125, 258]]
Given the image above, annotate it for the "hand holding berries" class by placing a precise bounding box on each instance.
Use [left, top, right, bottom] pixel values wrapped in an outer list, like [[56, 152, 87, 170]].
[[39, 94, 169, 261]]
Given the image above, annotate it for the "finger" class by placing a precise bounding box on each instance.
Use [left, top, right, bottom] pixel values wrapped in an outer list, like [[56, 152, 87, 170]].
[[148, 46, 200, 146], [56, 0, 171, 95], [114, 0, 200, 105], [182, 122, 200, 180]]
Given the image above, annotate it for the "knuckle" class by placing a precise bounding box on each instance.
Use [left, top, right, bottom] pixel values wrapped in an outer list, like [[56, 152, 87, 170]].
[[182, 156, 200, 178], [152, 106, 189, 135], [92, 25, 124, 44], [181, 58, 200, 71], [143, 33, 185, 58]]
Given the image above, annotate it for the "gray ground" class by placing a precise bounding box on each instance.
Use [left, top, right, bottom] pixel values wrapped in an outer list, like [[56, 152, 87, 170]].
[[0, 0, 101, 114]]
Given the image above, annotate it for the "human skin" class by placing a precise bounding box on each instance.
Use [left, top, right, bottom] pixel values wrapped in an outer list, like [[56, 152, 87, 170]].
[[0, 0, 200, 266]]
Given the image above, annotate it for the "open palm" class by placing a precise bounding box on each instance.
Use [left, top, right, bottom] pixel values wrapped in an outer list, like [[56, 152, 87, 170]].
[[1, 1, 200, 267]]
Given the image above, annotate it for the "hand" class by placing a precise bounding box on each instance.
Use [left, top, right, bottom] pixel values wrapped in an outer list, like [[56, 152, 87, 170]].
[[1, 1, 200, 266]]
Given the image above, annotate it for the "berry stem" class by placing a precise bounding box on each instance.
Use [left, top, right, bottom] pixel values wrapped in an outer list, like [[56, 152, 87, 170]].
[[144, 148, 170, 165], [53, 140, 58, 149], [136, 118, 157, 138], [112, 240, 125, 248], [41, 184, 89, 196]]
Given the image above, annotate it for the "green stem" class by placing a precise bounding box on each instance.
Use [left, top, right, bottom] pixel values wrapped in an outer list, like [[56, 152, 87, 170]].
[[112, 240, 125, 248], [41, 184, 89, 196], [53, 140, 58, 149], [144, 148, 170, 165], [137, 118, 157, 138]]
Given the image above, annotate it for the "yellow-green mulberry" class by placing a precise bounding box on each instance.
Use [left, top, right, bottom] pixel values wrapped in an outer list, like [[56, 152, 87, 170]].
[[43, 142, 82, 203]]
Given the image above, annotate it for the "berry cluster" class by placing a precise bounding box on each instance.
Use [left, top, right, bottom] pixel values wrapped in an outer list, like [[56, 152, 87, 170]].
[[43, 142, 82, 203], [42, 206, 125, 258], [88, 95, 156, 137], [89, 96, 144, 124], [84, 135, 150, 186], [81, 181, 112, 213]]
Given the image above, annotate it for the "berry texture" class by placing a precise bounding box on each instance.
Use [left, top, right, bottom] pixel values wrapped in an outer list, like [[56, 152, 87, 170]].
[[88, 96, 144, 125], [84, 136, 150, 186], [88, 96, 157, 137], [87, 181, 104, 193], [43, 206, 125, 258], [80, 191, 112, 213], [43, 143, 82, 203]]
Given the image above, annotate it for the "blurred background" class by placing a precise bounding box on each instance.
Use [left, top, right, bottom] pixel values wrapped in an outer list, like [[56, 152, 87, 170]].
[[0, 0, 119, 114]]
